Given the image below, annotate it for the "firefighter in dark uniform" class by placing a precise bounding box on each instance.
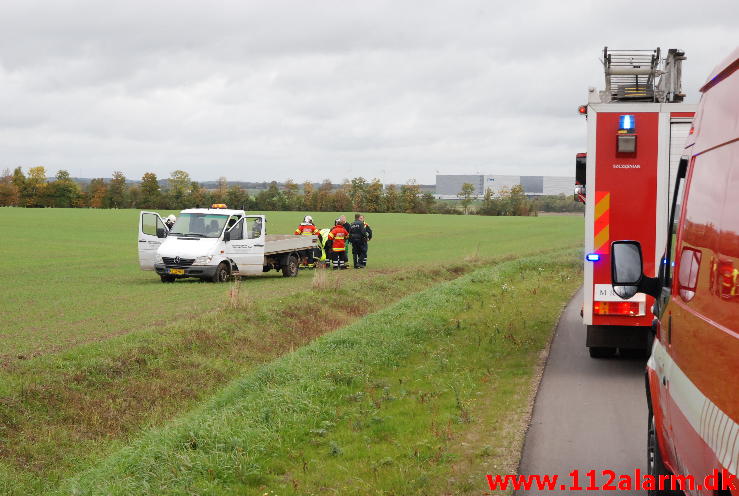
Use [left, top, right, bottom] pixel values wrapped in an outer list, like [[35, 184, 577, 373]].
[[349, 214, 372, 268], [361, 215, 373, 267]]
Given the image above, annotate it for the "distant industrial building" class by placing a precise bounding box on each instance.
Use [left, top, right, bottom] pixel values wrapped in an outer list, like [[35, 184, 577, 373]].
[[435, 174, 573, 199]]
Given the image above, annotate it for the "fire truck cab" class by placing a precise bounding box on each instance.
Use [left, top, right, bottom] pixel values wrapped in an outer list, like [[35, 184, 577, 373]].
[[577, 48, 696, 358]]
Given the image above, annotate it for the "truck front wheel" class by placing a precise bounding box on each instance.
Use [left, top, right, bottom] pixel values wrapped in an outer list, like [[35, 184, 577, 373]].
[[282, 255, 299, 277], [211, 262, 231, 283]]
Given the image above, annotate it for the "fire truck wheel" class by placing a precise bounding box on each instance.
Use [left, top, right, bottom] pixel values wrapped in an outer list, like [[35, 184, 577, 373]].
[[588, 346, 616, 358], [282, 254, 299, 277], [211, 262, 231, 283], [647, 415, 681, 496]]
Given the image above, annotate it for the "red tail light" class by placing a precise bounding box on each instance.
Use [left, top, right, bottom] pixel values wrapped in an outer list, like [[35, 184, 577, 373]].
[[593, 301, 642, 316]]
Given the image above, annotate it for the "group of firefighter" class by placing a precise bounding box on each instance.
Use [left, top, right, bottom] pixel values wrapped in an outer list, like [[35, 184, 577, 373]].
[[294, 214, 373, 270]]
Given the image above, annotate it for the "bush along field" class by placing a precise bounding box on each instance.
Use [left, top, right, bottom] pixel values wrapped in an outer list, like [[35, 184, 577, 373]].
[[0, 208, 583, 494], [53, 250, 581, 496]]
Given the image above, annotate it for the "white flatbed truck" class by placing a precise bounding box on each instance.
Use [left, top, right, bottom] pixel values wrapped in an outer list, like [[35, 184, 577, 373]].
[[137, 206, 318, 282]]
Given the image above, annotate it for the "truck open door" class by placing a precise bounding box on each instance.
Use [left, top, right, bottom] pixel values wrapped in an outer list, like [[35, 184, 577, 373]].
[[138, 211, 167, 270], [240, 215, 267, 275], [223, 215, 266, 276]]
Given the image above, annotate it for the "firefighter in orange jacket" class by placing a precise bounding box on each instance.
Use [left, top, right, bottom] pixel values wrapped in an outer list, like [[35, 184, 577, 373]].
[[295, 215, 322, 266], [327, 219, 350, 270], [294, 215, 320, 236]]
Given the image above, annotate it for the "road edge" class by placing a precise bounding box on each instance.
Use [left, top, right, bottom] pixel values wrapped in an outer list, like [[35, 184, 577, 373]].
[[514, 285, 583, 477]]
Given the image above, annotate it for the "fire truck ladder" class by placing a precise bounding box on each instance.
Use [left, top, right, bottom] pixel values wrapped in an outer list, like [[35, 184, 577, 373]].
[[602, 48, 660, 102], [601, 47, 686, 103]]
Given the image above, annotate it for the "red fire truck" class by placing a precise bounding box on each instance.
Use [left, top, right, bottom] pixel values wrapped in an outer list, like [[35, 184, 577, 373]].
[[610, 47, 739, 494], [576, 48, 696, 358]]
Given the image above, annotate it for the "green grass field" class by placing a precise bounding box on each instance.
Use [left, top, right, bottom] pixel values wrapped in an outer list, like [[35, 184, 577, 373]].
[[0, 208, 581, 359], [0, 207, 583, 494]]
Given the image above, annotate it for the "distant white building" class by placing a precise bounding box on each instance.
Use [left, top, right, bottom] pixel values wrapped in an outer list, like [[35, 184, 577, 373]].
[[435, 174, 573, 199]]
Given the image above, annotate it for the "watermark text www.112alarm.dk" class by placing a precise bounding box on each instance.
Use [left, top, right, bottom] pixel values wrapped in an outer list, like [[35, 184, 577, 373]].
[[486, 469, 737, 492]]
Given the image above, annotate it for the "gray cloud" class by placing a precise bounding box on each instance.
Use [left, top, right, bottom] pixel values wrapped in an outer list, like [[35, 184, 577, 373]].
[[0, 0, 737, 183]]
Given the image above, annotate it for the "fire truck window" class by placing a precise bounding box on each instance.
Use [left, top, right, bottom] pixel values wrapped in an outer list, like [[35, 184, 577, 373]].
[[668, 178, 686, 282], [716, 144, 739, 307], [681, 154, 729, 250], [718, 145, 739, 259]]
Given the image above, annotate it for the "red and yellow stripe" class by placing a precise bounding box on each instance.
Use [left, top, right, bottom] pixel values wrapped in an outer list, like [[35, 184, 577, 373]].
[[594, 191, 610, 253]]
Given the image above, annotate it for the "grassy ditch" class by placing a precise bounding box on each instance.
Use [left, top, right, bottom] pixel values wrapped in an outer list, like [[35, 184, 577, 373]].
[[0, 261, 487, 495], [56, 250, 581, 495]]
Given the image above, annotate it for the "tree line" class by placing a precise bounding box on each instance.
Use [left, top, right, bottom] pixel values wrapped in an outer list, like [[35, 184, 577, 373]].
[[0, 167, 580, 215], [456, 182, 582, 216], [0, 167, 439, 213]]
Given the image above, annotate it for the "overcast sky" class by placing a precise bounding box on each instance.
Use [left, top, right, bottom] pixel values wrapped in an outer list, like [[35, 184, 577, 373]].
[[0, 1, 736, 184]]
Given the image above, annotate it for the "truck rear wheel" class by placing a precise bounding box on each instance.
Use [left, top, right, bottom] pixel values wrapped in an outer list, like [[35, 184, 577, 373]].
[[588, 346, 616, 358], [211, 262, 230, 283], [282, 254, 299, 277]]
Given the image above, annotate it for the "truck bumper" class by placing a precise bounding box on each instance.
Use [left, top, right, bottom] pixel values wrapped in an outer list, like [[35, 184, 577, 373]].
[[586, 324, 650, 350], [154, 264, 218, 278]]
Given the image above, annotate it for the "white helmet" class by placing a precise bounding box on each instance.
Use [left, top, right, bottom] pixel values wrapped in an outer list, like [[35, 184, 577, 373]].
[[304, 215, 313, 223], [166, 215, 176, 223]]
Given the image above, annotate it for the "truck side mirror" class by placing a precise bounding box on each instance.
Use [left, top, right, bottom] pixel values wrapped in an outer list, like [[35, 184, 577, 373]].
[[223, 231, 231, 242], [574, 185, 586, 202], [611, 240, 660, 299], [156, 227, 167, 239], [575, 153, 586, 185]]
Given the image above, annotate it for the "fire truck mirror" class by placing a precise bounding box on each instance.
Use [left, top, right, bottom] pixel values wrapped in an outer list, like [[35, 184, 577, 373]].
[[574, 185, 586, 203], [575, 154, 586, 185], [611, 241, 644, 292], [614, 285, 639, 299]]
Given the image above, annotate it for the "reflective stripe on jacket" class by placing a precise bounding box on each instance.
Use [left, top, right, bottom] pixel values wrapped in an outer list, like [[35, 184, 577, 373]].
[[328, 225, 350, 252], [294, 223, 319, 236]]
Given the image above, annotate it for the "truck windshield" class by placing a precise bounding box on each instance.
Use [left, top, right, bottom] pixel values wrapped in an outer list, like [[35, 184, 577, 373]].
[[169, 213, 229, 238]]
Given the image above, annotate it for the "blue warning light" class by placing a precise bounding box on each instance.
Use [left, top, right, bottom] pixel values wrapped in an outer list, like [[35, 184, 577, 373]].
[[619, 114, 635, 132], [586, 253, 601, 262]]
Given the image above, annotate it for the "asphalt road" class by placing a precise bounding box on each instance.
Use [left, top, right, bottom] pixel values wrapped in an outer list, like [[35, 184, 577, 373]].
[[517, 287, 648, 495]]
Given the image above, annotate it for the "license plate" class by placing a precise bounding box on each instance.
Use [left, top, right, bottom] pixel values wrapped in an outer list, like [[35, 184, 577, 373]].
[[169, 268, 185, 275]]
